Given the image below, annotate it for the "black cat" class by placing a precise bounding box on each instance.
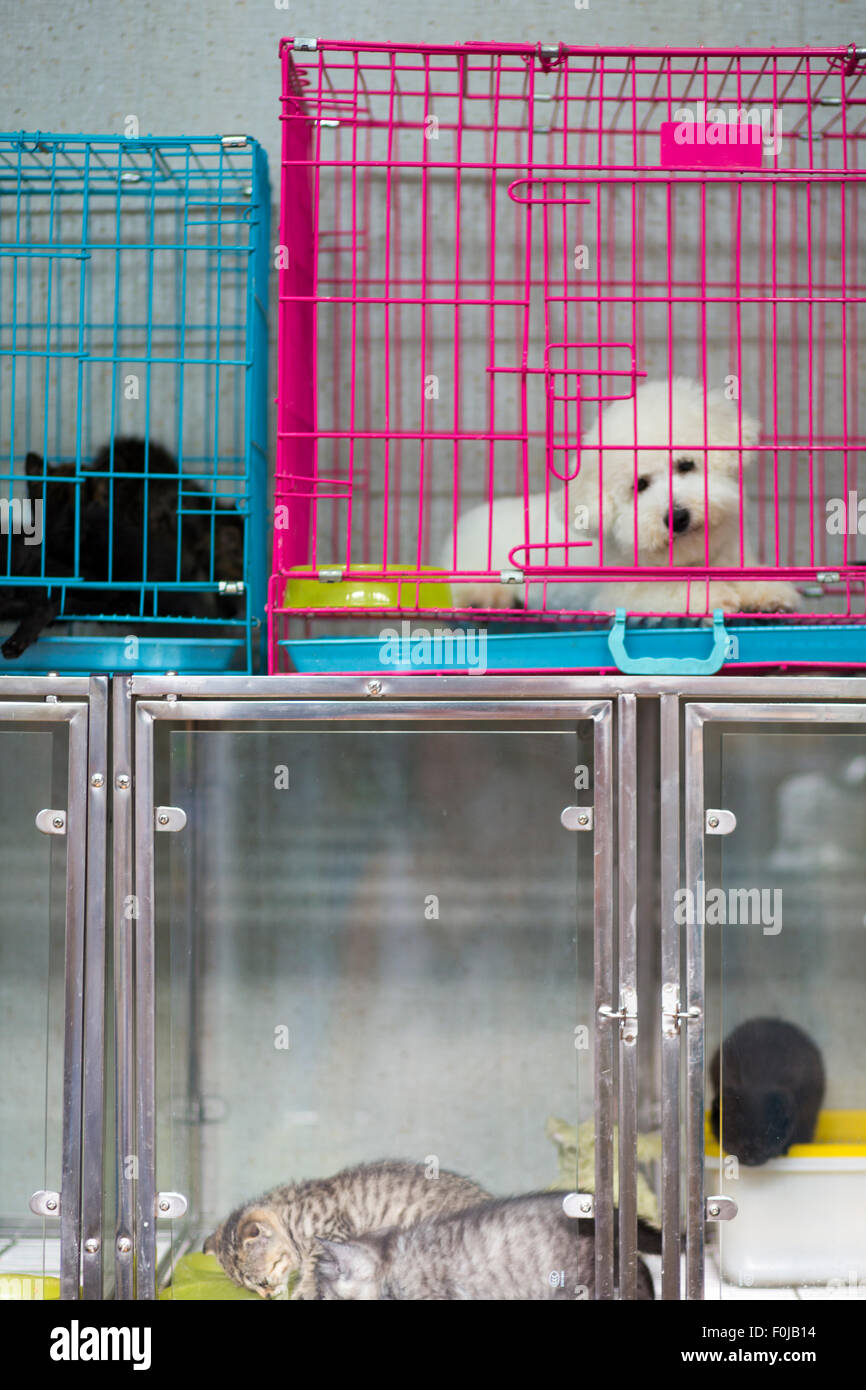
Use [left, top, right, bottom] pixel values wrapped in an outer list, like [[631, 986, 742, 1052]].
[[0, 438, 245, 658], [710, 1017, 825, 1166]]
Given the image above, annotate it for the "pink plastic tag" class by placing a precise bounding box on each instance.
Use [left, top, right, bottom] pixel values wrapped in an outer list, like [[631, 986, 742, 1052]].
[[660, 121, 764, 169]]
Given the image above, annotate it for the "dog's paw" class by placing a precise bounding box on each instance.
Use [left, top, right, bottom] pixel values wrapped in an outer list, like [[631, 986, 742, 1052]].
[[735, 582, 801, 615], [451, 582, 523, 611], [1, 635, 24, 659]]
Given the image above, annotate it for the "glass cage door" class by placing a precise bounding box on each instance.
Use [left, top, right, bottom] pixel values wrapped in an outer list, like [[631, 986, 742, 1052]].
[[684, 702, 866, 1302], [126, 696, 648, 1300], [0, 703, 89, 1300]]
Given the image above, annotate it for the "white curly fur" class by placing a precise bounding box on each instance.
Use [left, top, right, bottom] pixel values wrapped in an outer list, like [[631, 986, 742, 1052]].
[[440, 377, 800, 617]]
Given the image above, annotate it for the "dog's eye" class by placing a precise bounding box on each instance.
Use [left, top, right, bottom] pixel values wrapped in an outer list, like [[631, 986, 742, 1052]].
[[635, 477, 649, 493], [675, 458, 695, 474]]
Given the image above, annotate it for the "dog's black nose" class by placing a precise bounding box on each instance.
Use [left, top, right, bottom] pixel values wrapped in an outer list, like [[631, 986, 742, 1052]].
[[665, 507, 691, 534]]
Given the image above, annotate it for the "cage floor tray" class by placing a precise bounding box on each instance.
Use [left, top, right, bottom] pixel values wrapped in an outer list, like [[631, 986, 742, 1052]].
[[0, 633, 248, 675]]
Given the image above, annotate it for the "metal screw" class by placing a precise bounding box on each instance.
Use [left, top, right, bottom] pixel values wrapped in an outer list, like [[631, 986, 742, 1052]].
[[158, 813, 169, 826], [624, 1031, 636, 1044], [579, 1199, 592, 1214], [578, 812, 589, 826], [84, 1238, 100, 1254], [708, 815, 719, 829], [90, 773, 104, 788], [117, 1237, 132, 1255], [708, 1202, 720, 1217], [52, 815, 64, 829], [367, 679, 383, 696], [116, 774, 130, 790], [158, 1199, 170, 1212], [45, 1198, 57, 1211]]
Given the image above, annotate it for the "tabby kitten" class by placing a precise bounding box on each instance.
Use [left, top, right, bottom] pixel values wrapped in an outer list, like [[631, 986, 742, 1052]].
[[204, 1160, 490, 1300], [315, 1191, 657, 1300]]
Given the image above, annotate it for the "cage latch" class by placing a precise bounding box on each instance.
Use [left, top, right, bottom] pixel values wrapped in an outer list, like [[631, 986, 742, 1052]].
[[599, 987, 638, 1043], [662, 983, 701, 1038]]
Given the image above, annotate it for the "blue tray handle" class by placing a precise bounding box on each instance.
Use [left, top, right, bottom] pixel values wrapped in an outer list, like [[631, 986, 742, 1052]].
[[607, 608, 729, 675]]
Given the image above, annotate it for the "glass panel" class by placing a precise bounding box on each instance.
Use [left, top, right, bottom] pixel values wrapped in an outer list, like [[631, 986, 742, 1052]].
[[0, 724, 69, 1298], [152, 719, 595, 1296], [704, 722, 866, 1300]]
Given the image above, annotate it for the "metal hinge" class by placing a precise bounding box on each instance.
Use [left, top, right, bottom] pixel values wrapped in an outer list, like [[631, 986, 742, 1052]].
[[499, 568, 524, 584], [662, 983, 701, 1037], [30, 1190, 60, 1216], [598, 986, 638, 1043], [705, 808, 736, 835], [293, 37, 318, 52], [218, 580, 245, 595], [36, 809, 66, 835], [562, 1192, 595, 1218], [318, 567, 344, 582], [706, 1195, 738, 1222], [560, 805, 593, 831], [221, 134, 249, 149], [155, 1192, 188, 1219], [155, 806, 187, 832]]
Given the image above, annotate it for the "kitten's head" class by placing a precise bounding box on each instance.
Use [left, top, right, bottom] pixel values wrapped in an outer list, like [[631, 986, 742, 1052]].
[[204, 1202, 299, 1298], [315, 1234, 390, 1300], [711, 1085, 797, 1166]]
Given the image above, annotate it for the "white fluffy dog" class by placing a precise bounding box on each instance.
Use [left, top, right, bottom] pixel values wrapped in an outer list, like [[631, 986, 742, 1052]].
[[440, 377, 800, 616]]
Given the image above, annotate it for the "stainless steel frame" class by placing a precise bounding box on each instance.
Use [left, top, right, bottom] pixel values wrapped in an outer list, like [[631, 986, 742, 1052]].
[[114, 673, 866, 1301], [112, 678, 135, 1299], [125, 692, 614, 1297], [659, 693, 681, 1301], [81, 677, 109, 1299], [682, 699, 866, 1300], [0, 684, 91, 1299], [616, 694, 638, 1299]]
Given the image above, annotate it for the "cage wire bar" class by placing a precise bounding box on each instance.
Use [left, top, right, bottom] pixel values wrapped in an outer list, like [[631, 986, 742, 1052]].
[[271, 40, 866, 674], [0, 133, 269, 673]]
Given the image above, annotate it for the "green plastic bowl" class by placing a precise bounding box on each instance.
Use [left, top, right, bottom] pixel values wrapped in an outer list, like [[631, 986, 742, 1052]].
[[283, 564, 453, 611]]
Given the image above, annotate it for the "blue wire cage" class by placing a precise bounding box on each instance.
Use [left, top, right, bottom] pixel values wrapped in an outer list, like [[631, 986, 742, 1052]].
[[0, 132, 269, 673]]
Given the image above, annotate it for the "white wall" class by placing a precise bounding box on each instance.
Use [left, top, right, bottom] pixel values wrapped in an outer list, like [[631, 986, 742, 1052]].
[[2, 0, 858, 255]]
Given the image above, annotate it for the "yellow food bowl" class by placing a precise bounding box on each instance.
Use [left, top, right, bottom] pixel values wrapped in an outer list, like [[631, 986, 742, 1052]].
[[284, 564, 453, 611], [705, 1108, 866, 1159]]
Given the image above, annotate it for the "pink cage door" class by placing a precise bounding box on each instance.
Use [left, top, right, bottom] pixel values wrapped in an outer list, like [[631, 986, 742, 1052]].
[[270, 40, 866, 672]]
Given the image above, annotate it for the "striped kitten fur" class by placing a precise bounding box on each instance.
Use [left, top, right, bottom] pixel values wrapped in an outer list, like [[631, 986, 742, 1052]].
[[316, 1191, 658, 1300], [204, 1160, 490, 1300]]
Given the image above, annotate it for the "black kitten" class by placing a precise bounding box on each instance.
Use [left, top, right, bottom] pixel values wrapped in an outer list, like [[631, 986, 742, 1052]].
[[710, 1017, 825, 1166], [0, 438, 245, 658]]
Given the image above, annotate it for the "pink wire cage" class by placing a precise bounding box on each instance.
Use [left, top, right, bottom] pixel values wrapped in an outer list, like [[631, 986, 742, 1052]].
[[270, 39, 866, 673]]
